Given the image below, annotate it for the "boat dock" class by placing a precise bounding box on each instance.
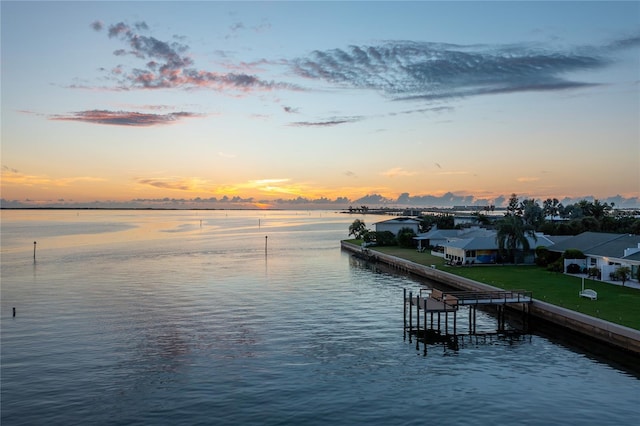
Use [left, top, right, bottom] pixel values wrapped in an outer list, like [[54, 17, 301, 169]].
[[403, 288, 533, 354]]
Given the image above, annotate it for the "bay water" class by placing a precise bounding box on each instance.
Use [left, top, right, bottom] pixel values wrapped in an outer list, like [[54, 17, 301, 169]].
[[1, 210, 638, 425]]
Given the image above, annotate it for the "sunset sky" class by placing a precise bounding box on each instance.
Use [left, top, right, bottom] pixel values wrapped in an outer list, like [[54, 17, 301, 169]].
[[2, 1, 639, 209]]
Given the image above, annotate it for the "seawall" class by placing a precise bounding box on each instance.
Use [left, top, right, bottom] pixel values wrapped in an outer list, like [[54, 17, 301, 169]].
[[341, 241, 640, 355]]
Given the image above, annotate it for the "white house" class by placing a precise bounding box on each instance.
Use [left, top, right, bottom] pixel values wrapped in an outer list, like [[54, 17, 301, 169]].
[[373, 217, 421, 236], [414, 226, 554, 265], [443, 232, 554, 265], [413, 226, 494, 252], [547, 232, 640, 282]]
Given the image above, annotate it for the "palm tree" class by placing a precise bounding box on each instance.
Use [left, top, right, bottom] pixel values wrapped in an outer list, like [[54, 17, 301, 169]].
[[495, 215, 536, 264], [348, 219, 368, 240]]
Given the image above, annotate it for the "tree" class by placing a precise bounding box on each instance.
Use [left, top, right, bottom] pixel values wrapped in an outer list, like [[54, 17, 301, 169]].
[[397, 227, 417, 248], [520, 198, 544, 229], [473, 212, 493, 226], [506, 193, 522, 216], [614, 266, 631, 287], [495, 214, 536, 264], [590, 199, 613, 220], [435, 214, 455, 229], [348, 219, 368, 240], [543, 198, 561, 218]]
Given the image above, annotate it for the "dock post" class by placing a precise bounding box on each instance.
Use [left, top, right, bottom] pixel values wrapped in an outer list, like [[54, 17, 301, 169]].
[[408, 291, 413, 342], [522, 303, 529, 333], [453, 310, 457, 336], [403, 288, 407, 339], [445, 310, 449, 336], [416, 294, 420, 350], [423, 305, 428, 356], [473, 306, 477, 334]]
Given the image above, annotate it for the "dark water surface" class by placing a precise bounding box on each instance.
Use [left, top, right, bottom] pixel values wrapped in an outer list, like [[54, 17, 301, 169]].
[[1, 210, 638, 425]]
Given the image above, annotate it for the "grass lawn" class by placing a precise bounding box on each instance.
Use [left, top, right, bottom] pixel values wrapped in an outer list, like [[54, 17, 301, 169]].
[[345, 241, 640, 330]]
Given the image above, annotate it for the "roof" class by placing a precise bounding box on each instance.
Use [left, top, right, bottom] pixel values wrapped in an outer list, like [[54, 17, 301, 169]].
[[547, 232, 640, 259], [416, 226, 494, 240], [446, 236, 498, 250], [625, 251, 640, 261], [546, 232, 622, 253], [546, 235, 572, 244], [418, 227, 554, 250], [416, 229, 460, 240], [373, 217, 421, 226]]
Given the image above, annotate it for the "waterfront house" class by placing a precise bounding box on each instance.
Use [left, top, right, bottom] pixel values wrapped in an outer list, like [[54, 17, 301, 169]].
[[546, 232, 640, 282], [414, 226, 554, 265], [373, 217, 421, 236], [443, 232, 554, 265]]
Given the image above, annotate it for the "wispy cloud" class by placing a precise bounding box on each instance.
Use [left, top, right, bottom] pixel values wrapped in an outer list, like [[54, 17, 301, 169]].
[[517, 176, 541, 183], [381, 167, 419, 178], [87, 18, 638, 106], [437, 170, 470, 176], [136, 177, 204, 191], [49, 110, 202, 126], [289, 116, 362, 127], [1, 166, 106, 186], [92, 20, 298, 92], [290, 38, 639, 100]]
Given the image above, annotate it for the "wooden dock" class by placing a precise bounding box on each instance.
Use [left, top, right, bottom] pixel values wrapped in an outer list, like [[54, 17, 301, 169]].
[[404, 288, 533, 354]]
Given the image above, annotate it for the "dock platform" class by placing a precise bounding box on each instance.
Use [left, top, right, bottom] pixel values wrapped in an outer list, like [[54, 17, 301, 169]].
[[404, 288, 533, 354]]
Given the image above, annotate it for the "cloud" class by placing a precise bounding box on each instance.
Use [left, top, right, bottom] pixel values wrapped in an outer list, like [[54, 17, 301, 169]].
[[94, 21, 298, 92], [91, 20, 103, 31], [605, 35, 640, 50], [517, 177, 541, 183], [2, 165, 19, 174], [49, 110, 202, 126], [136, 178, 199, 191], [437, 170, 470, 176], [87, 20, 637, 105], [290, 40, 619, 101], [1, 167, 106, 187], [289, 116, 362, 127], [381, 167, 419, 178]]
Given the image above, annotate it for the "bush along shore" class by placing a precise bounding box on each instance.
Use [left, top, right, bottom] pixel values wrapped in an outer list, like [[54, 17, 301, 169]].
[[341, 240, 640, 355]]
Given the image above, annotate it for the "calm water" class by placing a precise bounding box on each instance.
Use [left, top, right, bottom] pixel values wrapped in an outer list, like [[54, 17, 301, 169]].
[[1, 210, 638, 425]]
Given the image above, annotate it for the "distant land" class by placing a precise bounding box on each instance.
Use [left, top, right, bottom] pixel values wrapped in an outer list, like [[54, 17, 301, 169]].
[[1, 193, 639, 211]]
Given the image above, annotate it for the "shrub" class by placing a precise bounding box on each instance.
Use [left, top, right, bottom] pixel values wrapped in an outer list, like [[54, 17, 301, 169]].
[[372, 231, 396, 246], [535, 246, 550, 267], [397, 227, 417, 248], [563, 249, 586, 259], [566, 263, 582, 274], [547, 258, 563, 273]]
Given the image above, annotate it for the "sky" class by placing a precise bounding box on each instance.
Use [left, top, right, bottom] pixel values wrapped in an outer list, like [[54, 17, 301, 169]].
[[1, 1, 639, 209]]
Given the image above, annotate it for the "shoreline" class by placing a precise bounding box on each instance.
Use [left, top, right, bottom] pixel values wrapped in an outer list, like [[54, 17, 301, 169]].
[[341, 241, 640, 355]]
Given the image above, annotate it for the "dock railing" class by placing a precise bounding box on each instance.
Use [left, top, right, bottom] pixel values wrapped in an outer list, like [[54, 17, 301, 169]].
[[436, 290, 532, 305]]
